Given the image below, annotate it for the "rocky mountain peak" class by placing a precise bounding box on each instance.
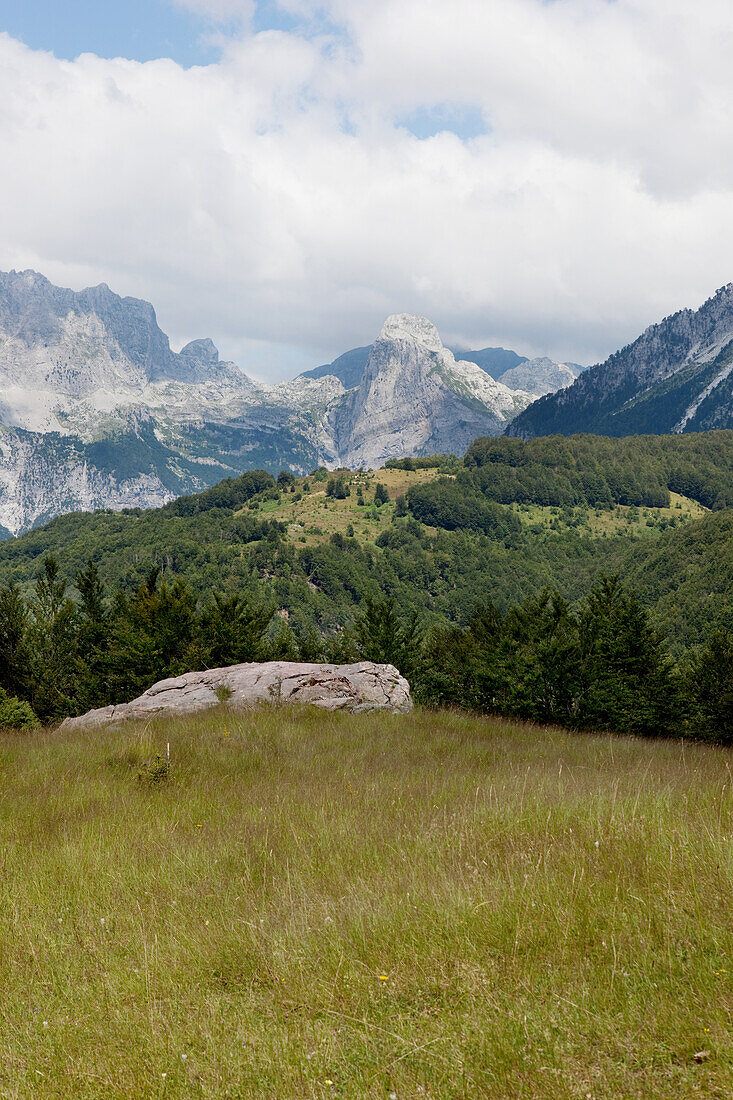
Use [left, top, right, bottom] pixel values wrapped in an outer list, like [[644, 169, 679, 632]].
[[378, 314, 443, 352], [330, 313, 535, 468], [180, 337, 219, 367]]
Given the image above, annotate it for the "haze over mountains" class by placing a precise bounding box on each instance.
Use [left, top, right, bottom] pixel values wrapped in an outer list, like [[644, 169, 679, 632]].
[[0, 270, 579, 535]]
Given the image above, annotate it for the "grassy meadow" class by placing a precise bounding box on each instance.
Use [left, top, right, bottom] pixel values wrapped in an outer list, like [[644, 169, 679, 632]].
[[248, 469, 708, 549], [0, 708, 731, 1098]]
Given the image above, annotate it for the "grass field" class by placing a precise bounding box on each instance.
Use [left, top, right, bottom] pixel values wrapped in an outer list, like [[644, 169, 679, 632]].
[[242, 468, 708, 550], [247, 469, 437, 547], [511, 492, 707, 539], [0, 708, 731, 1098]]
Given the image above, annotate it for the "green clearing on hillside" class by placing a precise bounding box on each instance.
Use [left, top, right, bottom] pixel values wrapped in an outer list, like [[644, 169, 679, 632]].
[[0, 432, 731, 658], [0, 709, 731, 1098]]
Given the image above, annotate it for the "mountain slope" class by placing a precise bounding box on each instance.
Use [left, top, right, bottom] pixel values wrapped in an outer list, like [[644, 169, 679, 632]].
[[301, 344, 580, 395], [447, 346, 527, 378], [0, 433, 729, 654], [508, 284, 733, 438], [329, 315, 534, 467], [497, 356, 583, 396], [0, 270, 582, 533], [298, 346, 371, 388]]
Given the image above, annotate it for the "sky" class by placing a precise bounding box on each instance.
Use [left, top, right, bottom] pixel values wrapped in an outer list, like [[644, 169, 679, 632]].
[[1, 0, 733, 381]]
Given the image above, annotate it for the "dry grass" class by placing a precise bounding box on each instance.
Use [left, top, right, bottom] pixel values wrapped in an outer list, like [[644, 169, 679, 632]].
[[0, 708, 731, 1098]]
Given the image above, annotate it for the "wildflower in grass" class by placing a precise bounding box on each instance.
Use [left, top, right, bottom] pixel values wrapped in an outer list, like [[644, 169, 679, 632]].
[[379, 975, 389, 981]]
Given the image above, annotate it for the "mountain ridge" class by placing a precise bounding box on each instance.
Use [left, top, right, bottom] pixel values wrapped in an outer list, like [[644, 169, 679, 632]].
[[508, 284, 733, 438], [0, 272, 567, 534]]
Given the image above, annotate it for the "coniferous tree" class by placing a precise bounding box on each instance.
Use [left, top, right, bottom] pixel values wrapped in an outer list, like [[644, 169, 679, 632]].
[[0, 583, 32, 700], [75, 559, 111, 708], [685, 630, 733, 743], [199, 591, 274, 667], [29, 556, 80, 720], [579, 576, 681, 737], [355, 595, 420, 677], [502, 590, 583, 726]]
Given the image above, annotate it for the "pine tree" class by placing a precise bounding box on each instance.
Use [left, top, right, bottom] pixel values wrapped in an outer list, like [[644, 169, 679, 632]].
[[685, 630, 733, 744], [0, 584, 31, 700], [579, 576, 681, 737], [355, 595, 420, 677], [199, 591, 274, 667], [29, 556, 80, 720], [75, 559, 111, 708]]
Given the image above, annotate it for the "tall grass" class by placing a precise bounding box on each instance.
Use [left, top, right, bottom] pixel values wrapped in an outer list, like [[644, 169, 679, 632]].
[[0, 708, 730, 1098]]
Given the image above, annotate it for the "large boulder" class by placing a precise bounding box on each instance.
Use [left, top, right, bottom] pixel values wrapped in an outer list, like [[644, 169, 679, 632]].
[[59, 661, 412, 731]]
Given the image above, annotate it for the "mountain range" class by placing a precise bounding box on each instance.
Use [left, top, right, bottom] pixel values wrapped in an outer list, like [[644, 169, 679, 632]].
[[4, 269, 732, 539], [0, 270, 579, 535], [509, 283, 733, 438]]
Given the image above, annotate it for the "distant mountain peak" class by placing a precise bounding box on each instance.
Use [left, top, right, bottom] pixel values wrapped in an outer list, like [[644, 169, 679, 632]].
[[0, 272, 573, 534], [378, 314, 443, 351], [180, 337, 219, 364], [508, 282, 733, 438], [329, 312, 535, 468]]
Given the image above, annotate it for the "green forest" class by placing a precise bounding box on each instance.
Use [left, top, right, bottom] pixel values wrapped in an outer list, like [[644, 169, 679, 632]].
[[0, 432, 731, 741]]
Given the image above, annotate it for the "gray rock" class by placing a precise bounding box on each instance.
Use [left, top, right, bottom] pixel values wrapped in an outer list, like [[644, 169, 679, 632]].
[[497, 356, 583, 397], [59, 661, 413, 731], [330, 314, 535, 468]]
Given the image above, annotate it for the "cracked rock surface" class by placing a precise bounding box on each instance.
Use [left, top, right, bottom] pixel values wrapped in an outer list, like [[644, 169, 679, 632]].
[[59, 661, 413, 731]]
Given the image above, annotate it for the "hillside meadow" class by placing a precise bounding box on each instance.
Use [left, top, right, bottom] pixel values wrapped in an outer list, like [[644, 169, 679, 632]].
[[0, 707, 731, 1098]]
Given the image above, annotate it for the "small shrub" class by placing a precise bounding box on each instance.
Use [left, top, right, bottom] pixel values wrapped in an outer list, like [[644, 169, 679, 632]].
[[0, 689, 39, 730], [137, 753, 170, 785]]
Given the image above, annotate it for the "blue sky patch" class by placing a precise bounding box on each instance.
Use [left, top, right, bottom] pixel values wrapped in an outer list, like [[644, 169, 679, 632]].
[[396, 104, 489, 142]]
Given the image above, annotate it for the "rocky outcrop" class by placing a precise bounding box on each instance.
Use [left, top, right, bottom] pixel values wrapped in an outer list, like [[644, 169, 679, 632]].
[[59, 661, 413, 730], [330, 314, 535, 468], [497, 356, 583, 397]]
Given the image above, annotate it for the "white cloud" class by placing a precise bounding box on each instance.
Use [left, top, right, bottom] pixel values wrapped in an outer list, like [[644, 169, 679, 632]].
[[1, 0, 733, 379]]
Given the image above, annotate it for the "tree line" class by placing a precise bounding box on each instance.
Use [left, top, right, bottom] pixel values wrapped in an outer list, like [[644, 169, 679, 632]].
[[0, 557, 729, 744]]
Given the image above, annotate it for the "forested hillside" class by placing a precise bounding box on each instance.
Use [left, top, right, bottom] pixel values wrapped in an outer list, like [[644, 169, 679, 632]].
[[0, 433, 731, 739], [507, 284, 733, 438]]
